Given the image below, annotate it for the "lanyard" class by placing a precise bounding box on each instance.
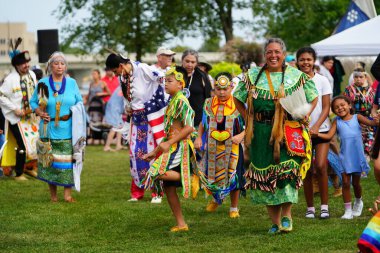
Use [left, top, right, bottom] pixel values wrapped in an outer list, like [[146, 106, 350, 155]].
[[265, 70, 276, 99]]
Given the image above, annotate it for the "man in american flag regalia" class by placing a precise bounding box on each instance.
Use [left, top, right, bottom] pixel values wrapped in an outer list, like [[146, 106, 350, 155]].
[[106, 48, 175, 204]]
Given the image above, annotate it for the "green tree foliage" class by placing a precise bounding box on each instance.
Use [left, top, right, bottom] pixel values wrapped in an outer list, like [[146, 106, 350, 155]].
[[209, 62, 242, 78], [375, 1, 380, 14], [57, 0, 200, 60], [57, 0, 252, 60], [252, 0, 352, 52]]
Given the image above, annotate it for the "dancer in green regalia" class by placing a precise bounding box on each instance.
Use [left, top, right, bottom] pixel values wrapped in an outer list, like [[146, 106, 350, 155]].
[[142, 66, 195, 232]]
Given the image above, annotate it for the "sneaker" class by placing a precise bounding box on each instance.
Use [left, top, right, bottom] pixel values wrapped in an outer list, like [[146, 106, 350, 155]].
[[127, 198, 139, 202], [341, 210, 353, 219], [320, 209, 330, 219], [170, 224, 189, 232], [268, 224, 281, 235], [352, 199, 363, 217], [280, 216, 293, 232], [333, 187, 342, 197], [206, 201, 219, 212], [151, 196, 162, 204], [305, 210, 315, 219], [229, 210, 240, 218]]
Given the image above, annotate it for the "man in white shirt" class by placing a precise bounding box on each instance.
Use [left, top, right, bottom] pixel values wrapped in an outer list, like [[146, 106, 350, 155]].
[[0, 48, 37, 180]]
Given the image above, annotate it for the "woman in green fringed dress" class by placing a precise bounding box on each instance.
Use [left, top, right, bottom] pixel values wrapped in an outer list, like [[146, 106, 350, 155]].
[[234, 38, 318, 234]]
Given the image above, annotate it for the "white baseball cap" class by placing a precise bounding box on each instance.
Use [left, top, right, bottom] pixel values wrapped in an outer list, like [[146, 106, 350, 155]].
[[156, 47, 175, 56]]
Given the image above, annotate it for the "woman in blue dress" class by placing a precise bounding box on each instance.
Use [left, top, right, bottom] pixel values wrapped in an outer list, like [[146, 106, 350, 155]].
[[30, 52, 83, 203]]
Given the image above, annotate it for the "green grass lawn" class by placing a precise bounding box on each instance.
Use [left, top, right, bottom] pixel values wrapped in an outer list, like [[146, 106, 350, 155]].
[[1, 146, 379, 253]]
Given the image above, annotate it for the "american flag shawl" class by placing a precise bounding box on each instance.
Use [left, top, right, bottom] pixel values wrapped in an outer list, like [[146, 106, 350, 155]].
[[144, 83, 167, 145]]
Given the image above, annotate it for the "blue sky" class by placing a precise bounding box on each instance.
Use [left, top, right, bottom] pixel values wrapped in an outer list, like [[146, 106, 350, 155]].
[[0, 0, 256, 50]]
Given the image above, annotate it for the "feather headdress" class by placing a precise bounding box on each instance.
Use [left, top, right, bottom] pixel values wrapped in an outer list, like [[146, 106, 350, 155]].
[[9, 37, 31, 66]]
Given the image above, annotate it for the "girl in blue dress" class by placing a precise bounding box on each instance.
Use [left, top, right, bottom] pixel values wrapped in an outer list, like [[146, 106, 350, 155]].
[[318, 95, 378, 219]]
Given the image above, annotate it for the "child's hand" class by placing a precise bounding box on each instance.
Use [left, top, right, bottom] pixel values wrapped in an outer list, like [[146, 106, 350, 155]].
[[194, 137, 202, 150], [142, 151, 156, 162], [125, 106, 132, 116], [0, 130, 3, 135], [309, 126, 319, 138], [158, 141, 171, 153], [232, 132, 244, 145], [14, 109, 24, 117], [36, 108, 50, 122], [373, 114, 380, 124], [369, 195, 380, 215]]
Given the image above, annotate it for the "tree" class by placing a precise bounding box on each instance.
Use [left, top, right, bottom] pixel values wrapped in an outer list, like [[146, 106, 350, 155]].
[[197, 0, 252, 43], [252, 0, 352, 52], [57, 0, 200, 60], [57, 0, 252, 59]]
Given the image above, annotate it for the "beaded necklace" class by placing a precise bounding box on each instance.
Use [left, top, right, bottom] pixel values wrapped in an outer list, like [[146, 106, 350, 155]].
[[49, 75, 66, 126]]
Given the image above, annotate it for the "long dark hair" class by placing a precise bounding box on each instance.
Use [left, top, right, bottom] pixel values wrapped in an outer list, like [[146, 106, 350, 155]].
[[296, 47, 317, 61], [321, 56, 334, 63], [331, 95, 354, 115], [105, 53, 130, 69]]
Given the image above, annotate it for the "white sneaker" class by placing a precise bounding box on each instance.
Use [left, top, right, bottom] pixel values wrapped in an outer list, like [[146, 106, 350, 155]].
[[320, 209, 330, 219], [305, 210, 315, 219], [341, 210, 353, 219], [127, 198, 138, 202], [352, 199, 363, 217], [151, 196, 162, 204]]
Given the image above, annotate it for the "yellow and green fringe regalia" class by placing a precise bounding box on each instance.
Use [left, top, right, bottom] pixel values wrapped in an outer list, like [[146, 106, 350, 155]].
[[142, 90, 195, 198], [233, 66, 318, 205], [196, 95, 245, 204]]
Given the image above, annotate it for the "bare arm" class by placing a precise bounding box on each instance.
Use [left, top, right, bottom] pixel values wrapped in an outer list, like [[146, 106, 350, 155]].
[[84, 83, 92, 105], [232, 130, 245, 145], [310, 95, 330, 137], [103, 82, 111, 96], [358, 114, 378, 126], [318, 119, 337, 140], [194, 123, 204, 150]]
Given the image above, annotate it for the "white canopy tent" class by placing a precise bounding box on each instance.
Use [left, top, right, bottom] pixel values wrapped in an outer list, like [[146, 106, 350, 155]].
[[312, 15, 380, 56]]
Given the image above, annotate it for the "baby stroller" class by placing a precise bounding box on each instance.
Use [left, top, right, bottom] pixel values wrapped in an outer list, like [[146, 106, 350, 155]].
[[87, 96, 111, 143]]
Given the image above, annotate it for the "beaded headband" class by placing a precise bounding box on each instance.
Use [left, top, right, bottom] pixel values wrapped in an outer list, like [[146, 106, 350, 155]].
[[215, 75, 233, 89], [166, 67, 185, 88]]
